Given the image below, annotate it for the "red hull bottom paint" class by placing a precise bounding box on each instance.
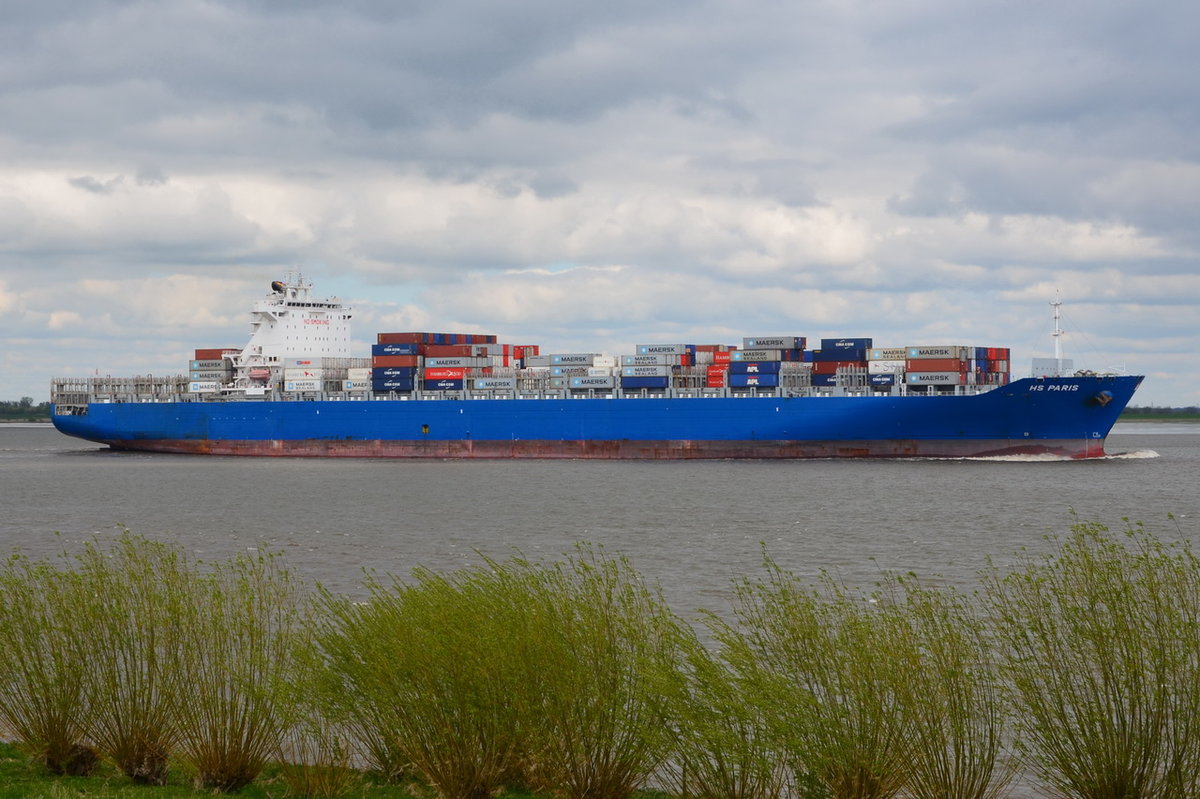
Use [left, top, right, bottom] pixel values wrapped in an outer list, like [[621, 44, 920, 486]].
[[100, 437, 1110, 460]]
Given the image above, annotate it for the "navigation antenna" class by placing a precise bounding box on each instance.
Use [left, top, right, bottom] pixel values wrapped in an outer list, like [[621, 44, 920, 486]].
[[1051, 290, 1065, 377]]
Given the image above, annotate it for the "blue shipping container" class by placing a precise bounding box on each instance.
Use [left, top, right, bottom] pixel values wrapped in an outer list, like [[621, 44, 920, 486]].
[[729, 373, 780, 388], [372, 343, 421, 356], [371, 377, 416, 392], [729, 360, 782, 375], [821, 337, 873, 350], [372, 367, 418, 379], [869, 374, 896, 386], [423, 379, 464, 391], [620, 376, 670, 389], [811, 374, 837, 387]]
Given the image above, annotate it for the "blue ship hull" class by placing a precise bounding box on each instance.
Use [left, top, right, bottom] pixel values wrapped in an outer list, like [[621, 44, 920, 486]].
[[51, 375, 1142, 459]]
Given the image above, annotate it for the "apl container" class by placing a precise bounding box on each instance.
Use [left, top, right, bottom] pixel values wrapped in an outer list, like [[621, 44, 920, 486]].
[[729, 373, 780, 388], [730, 360, 782, 375]]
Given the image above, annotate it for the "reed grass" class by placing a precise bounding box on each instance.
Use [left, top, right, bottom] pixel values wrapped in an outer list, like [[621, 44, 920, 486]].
[[663, 623, 788, 799], [885, 575, 1012, 799], [986, 519, 1200, 799], [318, 565, 529, 799], [718, 557, 918, 799], [0, 553, 96, 776], [170, 549, 308, 793], [60, 533, 189, 784], [515, 546, 685, 799]]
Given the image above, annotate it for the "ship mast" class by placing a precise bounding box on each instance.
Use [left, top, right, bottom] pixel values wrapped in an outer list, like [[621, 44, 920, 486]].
[[1051, 291, 1064, 377]]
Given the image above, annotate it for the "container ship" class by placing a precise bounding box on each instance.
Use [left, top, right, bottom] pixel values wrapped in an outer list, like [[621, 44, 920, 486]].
[[50, 275, 1143, 459]]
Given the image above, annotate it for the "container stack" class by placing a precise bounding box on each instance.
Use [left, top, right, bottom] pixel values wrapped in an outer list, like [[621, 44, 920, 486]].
[[727, 336, 809, 390], [372, 332, 539, 393], [188, 348, 238, 393], [865, 344, 1012, 391], [810, 338, 871, 388]]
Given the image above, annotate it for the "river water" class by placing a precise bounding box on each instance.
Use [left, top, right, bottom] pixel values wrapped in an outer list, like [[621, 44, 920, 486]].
[[1, 421, 1198, 797], [2, 422, 1195, 604]]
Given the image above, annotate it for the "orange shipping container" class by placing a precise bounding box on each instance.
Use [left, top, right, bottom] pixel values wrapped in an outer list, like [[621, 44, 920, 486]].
[[372, 355, 420, 368]]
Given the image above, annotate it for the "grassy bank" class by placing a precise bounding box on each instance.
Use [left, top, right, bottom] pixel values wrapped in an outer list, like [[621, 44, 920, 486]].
[[2, 522, 1198, 799]]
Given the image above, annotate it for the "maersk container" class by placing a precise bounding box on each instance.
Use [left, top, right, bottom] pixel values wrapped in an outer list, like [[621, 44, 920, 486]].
[[551, 366, 589, 377], [868, 348, 907, 361], [729, 373, 780, 388], [190, 370, 227, 381], [622, 365, 671, 377], [473, 377, 518, 390], [423, 379, 464, 391], [552, 353, 595, 365], [425, 357, 485, 368], [372, 342, 421, 356], [188, 381, 219, 393], [637, 344, 688, 355], [284, 380, 322, 392], [371, 377, 415, 392], [729, 360, 782, 375], [621, 376, 670, 389], [907, 346, 969, 360], [570, 376, 617, 389], [731, 349, 781, 362], [622, 354, 673, 366], [372, 366, 417, 379], [743, 336, 805, 349], [342, 380, 371, 391], [906, 372, 967, 385], [189, 359, 227, 370]]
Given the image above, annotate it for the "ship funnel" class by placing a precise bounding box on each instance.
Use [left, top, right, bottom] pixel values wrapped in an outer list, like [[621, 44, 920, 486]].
[[270, 280, 286, 293]]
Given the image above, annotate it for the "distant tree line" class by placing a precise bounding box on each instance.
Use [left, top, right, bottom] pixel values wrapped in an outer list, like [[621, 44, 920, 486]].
[[1122, 405, 1200, 418], [0, 398, 51, 420]]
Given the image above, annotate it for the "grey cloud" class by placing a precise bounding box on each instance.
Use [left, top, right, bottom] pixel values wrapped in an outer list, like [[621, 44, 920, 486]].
[[68, 175, 123, 194]]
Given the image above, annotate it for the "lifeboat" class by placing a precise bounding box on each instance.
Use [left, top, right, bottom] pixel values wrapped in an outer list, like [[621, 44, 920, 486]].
[[248, 368, 272, 381]]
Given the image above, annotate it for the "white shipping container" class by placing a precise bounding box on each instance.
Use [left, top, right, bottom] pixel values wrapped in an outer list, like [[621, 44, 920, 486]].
[[906, 372, 966, 385], [868, 360, 906, 375], [593, 355, 617, 368], [637, 343, 688, 355], [743, 336, 802, 349], [622, 365, 672, 377], [284, 380, 322, 392], [570, 376, 616, 389], [284, 357, 326, 369], [473, 377, 518, 390], [906, 346, 970, 360], [284, 368, 324, 381], [347, 367, 372, 381], [188, 381, 219, 393], [587, 367, 614, 377], [731, 349, 782, 362], [551, 353, 596, 365], [622, 354, 672, 366]]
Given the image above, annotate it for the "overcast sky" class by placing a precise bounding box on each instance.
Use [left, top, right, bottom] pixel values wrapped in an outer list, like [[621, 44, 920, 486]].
[[2, 0, 1197, 406]]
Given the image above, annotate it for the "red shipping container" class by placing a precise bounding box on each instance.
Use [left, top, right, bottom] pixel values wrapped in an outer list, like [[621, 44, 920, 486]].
[[906, 358, 968, 372], [713, 350, 733, 364], [424, 367, 467, 380], [372, 355, 420, 368], [706, 377, 726, 388], [194, 348, 238, 360], [377, 332, 427, 344], [424, 344, 474, 357]]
